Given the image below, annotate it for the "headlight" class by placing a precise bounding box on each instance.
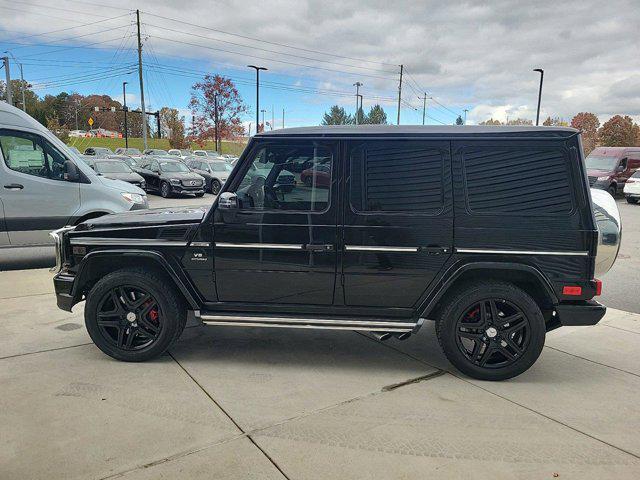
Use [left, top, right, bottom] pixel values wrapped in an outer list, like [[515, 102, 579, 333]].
[[170, 178, 181, 185], [121, 192, 146, 204], [597, 176, 610, 181]]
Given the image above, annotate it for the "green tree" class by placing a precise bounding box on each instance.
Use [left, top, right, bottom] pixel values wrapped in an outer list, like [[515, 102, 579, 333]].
[[598, 115, 639, 147], [570, 112, 600, 155], [46, 115, 69, 143], [160, 107, 187, 148], [542, 116, 568, 126], [479, 118, 503, 125], [455, 115, 464, 125], [363, 104, 388, 124], [506, 118, 533, 126], [321, 105, 353, 125]]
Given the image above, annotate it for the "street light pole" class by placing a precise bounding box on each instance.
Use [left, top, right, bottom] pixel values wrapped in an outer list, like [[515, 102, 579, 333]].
[[260, 109, 266, 130], [248, 65, 267, 134], [122, 82, 129, 148], [534, 68, 544, 126], [2, 56, 12, 106], [463, 109, 468, 125], [353, 82, 363, 125]]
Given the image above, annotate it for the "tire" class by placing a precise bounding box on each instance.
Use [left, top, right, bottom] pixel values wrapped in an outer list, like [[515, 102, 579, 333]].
[[608, 185, 617, 197], [626, 197, 638, 204], [194, 192, 205, 197], [304, 176, 312, 187], [435, 281, 545, 381], [160, 181, 171, 198], [84, 268, 187, 362], [210, 179, 222, 195]]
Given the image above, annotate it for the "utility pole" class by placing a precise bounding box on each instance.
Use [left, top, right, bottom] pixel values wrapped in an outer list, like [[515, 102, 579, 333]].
[[353, 82, 363, 125], [136, 10, 148, 150], [396, 64, 403, 125], [420, 93, 431, 125], [248, 65, 267, 134], [213, 94, 219, 152], [533, 68, 544, 126], [271, 105, 274, 131], [260, 109, 266, 130], [18, 63, 25, 112], [122, 82, 129, 148], [2, 57, 11, 106], [463, 109, 468, 125], [282, 108, 285, 129]]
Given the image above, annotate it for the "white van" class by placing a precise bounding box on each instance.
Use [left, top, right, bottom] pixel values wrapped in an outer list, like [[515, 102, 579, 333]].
[[0, 103, 148, 247]]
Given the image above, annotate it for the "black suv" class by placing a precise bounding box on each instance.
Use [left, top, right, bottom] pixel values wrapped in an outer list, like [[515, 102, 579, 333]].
[[51, 126, 621, 380], [136, 157, 205, 197]]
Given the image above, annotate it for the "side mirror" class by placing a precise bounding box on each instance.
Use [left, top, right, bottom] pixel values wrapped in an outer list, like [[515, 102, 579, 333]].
[[617, 165, 625, 172], [218, 191, 238, 209], [63, 161, 80, 182]]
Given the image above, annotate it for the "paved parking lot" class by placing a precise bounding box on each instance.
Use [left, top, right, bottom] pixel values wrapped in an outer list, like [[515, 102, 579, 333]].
[[1, 193, 639, 479]]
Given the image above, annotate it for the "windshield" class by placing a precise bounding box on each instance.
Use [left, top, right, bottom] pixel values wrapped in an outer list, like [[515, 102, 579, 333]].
[[586, 155, 619, 171], [210, 162, 233, 172], [96, 148, 114, 155], [160, 161, 190, 173], [181, 150, 191, 155], [124, 148, 140, 154], [95, 161, 132, 173]]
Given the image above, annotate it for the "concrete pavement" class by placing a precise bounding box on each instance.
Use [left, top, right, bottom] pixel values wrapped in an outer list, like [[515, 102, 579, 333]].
[[1, 268, 639, 479]]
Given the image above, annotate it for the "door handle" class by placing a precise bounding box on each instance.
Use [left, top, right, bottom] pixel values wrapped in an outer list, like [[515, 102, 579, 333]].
[[4, 184, 24, 190], [304, 244, 334, 252], [418, 246, 450, 255]]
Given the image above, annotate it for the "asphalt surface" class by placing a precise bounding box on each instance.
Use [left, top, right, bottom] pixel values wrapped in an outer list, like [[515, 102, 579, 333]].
[[0, 194, 637, 313]]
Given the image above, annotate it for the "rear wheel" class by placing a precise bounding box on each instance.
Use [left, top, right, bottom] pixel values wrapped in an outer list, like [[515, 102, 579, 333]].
[[210, 179, 222, 195], [435, 281, 545, 381], [160, 181, 171, 198], [84, 269, 186, 362], [608, 185, 617, 197]]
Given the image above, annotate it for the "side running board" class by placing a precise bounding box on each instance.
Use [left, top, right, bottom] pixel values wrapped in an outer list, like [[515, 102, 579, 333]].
[[199, 313, 418, 333]]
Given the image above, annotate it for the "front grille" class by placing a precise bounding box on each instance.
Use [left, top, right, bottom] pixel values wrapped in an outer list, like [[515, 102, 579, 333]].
[[181, 179, 203, 187], [588, 176, 597, 186]]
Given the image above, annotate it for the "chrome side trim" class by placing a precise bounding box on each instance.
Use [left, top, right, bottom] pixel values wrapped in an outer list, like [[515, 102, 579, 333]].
[[215, 242, 303, 250], [455, 248, 589, 257], [190, 242, 211, 247], [200, 314, 416, 332], [69, 237, 188, 247], [345, 245, 419, 253]]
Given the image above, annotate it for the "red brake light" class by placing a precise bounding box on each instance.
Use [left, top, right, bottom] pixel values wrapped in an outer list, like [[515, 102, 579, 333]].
[[595, 279, 602, 296], [562, 286, 582, 296]]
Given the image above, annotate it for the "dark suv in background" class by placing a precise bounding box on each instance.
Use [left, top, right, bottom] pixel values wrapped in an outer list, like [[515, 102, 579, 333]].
[[136, 157, 205, 197], [51, 126, 621, 381]]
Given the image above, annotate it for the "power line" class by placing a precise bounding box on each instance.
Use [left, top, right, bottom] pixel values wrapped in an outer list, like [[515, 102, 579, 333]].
[[20, 34, 136, 58], [142, 11, 397, 67], [4, 24, 133, 51], [0, 0, 118, 18]]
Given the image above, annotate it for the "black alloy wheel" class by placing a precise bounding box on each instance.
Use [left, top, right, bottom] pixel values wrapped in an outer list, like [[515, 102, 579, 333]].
[[85, 269, 186, 362], [160, 181, 171, 198], [436, 281, 545, 380], [210, 179, 222, 195], [608, 185, 617, 197], [96, 286, 161, 351], [455, 299, 530, 369]]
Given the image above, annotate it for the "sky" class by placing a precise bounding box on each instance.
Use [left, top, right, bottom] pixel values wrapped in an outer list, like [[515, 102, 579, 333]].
[[1, 0, 639, 132]]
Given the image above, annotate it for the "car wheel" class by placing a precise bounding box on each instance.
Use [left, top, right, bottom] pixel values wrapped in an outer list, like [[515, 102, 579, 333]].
[[210, 179, 222, 195], [84, 268, 186, 362], [304, 176, 313, 187], [608, 185, 617, 197], [160, 181, 171, 198], [435, 281, 545, 381], [626, 197, 638, 204], [194, 192, 205, 197]]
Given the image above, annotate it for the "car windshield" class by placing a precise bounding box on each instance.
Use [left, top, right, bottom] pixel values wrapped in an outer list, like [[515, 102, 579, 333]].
[[210, 162, 233, 172], [586, 155, 619, 171], [124, 148, 140, 154], [95, 161, 132, 173], [150, 149, 167, 155], [160, 161, 190, 172], [181, 150, 191, 155], [95, 148, 114, 155], [206, 151, 218, 155]]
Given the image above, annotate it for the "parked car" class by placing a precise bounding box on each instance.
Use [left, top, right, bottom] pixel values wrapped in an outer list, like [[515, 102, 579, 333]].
[[623, 170, 640, 204], [84, 147, 115, 157], [51, 125, 620, 381], [0, 102, 147, 247], [585, 147, 640, 197], [143, 148, 168, 156], [186, 158, 233, 194], [114, 147, 143, 159], [192, 149, 210, 157], [301, 163, 331, 188], [136, 157, 205, 197], [90, 159, 146, 190], [248, 161, 295, 193], [168, 149, 192, 160]]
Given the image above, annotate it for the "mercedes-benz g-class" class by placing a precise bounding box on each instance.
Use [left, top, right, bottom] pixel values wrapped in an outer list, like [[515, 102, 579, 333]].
[[52, 126, 621, 380]]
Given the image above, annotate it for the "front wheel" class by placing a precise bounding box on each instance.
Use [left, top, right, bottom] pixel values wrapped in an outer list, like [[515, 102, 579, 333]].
[[84, 269, 186, 362], [210, 179, 222, 195], [608, 185, 617, 197], [160, 181, 171, 198], [435, 281, 545, 381], [626, 197, 638, 204]]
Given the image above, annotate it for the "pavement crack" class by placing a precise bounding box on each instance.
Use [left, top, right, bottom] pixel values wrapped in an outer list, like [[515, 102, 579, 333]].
[[168, 352, 291, 480], [0, 342, 92, 360], [381, 370, 446, 391], [602, 324, 640, 335], [544, 345, 640, 378]]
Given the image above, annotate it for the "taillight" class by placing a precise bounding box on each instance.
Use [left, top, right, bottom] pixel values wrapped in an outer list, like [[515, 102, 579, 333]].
[[562, 286, 582, 296], [595, 279, 602, 296]]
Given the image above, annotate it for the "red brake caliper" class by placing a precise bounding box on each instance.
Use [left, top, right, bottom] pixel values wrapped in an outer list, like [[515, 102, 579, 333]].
[[144, 300, 159, 324]]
